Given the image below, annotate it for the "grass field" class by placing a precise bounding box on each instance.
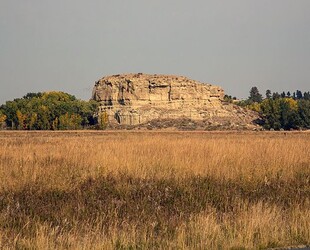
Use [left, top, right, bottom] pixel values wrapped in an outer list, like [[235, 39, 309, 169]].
[[0, 131, 309, 249]]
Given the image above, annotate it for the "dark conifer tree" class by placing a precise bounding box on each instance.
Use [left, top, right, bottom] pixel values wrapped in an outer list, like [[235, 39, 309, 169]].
[[249, 87, 263, 103], [303, 92, 310, 100], [296, 90, 303, 99], [272, 92, 281, 99]]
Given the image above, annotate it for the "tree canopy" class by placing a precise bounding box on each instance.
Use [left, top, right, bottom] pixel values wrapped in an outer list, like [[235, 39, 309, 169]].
[[238, 87, 310, 130], [249, 87, 263, 103], [0, 91, 99, 130]]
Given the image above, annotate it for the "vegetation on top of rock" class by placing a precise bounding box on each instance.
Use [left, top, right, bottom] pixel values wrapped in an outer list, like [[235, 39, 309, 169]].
[[0, 76, 309, 131], [0, 91, 99, 130]]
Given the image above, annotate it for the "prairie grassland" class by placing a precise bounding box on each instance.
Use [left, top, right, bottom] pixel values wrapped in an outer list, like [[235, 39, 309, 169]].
[[0, 131, 309, 249]]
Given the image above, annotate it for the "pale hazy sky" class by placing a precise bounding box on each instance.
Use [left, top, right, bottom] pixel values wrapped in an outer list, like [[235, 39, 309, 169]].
[[1, 0, 309, 104]]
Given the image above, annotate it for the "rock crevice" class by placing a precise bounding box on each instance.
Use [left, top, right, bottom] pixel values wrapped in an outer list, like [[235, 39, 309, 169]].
[[92, 73, 258, 129]]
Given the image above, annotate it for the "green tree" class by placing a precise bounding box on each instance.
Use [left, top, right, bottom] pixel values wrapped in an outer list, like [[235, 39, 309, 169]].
[[23, 92, 43, 99], [37, 105, 50, 130], [0, 91, 99, 130], [249, 87, 262, 103], [260, 99, 281, 129], [16, 110, 27, 130], [1, 101, 18, 128], [272, 92, 281, 100], [29, 113, 38, 130], [266, 89, 272, 99], [259, 97, 304, 130], [303, 92, 310, 100], [59, 113, 83, 130], [298, 100, 310, 128], [281, 92, 286, 98], [296, 90, 303, 100], [278, 99, 299, 130]]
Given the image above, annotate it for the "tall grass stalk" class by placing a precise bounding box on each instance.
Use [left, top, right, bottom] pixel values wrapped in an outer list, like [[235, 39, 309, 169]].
[[0, 131, 309, 249]]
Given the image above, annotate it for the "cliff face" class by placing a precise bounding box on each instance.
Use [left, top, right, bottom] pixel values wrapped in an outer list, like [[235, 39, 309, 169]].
[[92, 73, 259, 129]]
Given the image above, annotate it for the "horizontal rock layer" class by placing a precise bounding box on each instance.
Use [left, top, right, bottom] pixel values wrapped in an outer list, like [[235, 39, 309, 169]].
[[92, 73, 258, 128]]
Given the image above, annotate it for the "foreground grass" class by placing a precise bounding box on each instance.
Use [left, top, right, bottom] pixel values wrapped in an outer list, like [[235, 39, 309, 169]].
[[0, 131, 309, 249]]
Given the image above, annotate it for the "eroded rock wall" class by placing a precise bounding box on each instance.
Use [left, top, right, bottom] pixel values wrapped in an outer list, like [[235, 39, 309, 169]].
[[92, 73, 258, 128]]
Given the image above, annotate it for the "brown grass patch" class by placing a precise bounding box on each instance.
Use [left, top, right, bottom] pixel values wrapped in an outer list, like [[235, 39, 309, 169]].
[[0, 131, 309, 249]]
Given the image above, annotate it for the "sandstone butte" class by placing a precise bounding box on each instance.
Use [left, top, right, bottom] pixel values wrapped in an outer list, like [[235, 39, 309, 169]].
[[91, 73, 260, 130]]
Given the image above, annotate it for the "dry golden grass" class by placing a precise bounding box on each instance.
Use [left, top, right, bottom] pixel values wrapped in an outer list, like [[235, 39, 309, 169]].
[[0, 130, 309, 249]]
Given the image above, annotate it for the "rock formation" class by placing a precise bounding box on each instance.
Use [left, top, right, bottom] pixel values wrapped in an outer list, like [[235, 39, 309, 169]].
[[92, 73, 259, 129]]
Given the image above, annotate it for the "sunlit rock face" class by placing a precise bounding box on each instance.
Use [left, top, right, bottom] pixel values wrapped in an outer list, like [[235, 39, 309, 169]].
[[92, 73, 258, 128]]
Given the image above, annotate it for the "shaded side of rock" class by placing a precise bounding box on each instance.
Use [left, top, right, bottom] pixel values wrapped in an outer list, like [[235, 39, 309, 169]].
[[92, 73, 260, 130]]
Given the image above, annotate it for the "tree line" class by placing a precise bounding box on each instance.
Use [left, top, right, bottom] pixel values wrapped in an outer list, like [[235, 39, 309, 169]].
[[1, 88, 309, 131], [0, 92, 99, 130], [236, 87, 310, 130]]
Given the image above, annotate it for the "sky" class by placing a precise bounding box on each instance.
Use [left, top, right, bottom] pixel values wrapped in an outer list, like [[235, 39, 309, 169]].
[[0, 0, 310, 104]]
